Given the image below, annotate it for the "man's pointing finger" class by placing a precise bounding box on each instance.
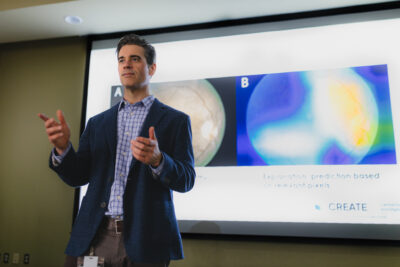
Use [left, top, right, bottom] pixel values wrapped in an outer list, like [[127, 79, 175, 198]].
[[38, 113, 49, 122]]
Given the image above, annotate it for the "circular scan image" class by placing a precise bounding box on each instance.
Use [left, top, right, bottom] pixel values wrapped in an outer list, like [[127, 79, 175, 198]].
[[246, 69, 378, 165], [151, 79, 226, 166]]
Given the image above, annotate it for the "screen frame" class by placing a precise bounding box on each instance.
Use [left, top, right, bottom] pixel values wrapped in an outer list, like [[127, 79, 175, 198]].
[[74, 2, 400, 242]]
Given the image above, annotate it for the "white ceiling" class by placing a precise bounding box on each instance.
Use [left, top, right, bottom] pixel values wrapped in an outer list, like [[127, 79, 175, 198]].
[[0, 0, 396, 44]]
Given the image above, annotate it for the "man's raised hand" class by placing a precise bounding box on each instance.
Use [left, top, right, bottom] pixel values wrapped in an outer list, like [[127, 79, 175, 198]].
[[130, 126, 162, 167], [38, 110, 71, 155]]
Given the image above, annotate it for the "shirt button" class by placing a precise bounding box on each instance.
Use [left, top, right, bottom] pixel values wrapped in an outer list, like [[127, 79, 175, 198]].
[[120, 173, 124, 177], [100, 202, 107, 208], [125, 131, 130, 135], [122, 152, 127, 156], [117, 196, 121, 200]]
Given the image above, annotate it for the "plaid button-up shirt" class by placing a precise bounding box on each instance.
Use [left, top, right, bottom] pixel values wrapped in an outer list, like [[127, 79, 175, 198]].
[[105, 95, 156, 218]]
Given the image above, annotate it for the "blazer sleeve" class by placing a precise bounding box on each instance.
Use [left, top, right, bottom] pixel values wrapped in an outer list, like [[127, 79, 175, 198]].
[[157, 114, 196, 193], [49, 118, 92, 187]]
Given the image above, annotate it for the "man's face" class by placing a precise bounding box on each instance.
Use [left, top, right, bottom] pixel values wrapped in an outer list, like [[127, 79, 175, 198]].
[[118, 44, 156, 91]]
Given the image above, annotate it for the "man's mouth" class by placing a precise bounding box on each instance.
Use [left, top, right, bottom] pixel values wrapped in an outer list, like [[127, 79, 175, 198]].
[[122, 72, 134, 77]]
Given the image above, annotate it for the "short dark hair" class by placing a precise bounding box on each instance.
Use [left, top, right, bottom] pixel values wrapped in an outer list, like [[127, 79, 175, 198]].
[[116, 34, 156, 65]]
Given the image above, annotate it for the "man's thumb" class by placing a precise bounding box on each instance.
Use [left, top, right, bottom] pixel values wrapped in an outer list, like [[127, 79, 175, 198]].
[[149, 126, 157, 140], [57, 110, 67, 125]]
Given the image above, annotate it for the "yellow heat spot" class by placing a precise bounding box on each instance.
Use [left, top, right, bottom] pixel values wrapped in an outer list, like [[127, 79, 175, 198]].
[[329, 82, 373, 147]]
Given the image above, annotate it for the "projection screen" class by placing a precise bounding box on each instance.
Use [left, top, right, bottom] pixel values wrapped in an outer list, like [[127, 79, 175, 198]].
[[80, 8, 400, 240]]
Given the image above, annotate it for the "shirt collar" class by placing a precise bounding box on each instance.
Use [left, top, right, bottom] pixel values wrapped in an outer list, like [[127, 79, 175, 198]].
[[118, 95, 155, 111]]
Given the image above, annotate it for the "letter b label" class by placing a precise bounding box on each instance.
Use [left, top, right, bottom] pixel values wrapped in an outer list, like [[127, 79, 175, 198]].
[[241, 77, 249, 88]]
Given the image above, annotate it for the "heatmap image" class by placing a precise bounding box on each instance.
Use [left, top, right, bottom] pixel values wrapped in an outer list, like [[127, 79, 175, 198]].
[[237, 65, 397, 166]]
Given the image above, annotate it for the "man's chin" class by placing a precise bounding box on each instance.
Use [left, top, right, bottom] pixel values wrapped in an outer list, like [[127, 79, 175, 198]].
[[123, 85, 146, 92]]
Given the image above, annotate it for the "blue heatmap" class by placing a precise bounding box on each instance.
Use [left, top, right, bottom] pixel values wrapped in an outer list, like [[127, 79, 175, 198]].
[[236, 64, 397, 166]]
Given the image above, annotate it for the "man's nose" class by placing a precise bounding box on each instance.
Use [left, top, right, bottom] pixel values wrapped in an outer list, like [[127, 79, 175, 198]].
[[123, 61, 132, 69]]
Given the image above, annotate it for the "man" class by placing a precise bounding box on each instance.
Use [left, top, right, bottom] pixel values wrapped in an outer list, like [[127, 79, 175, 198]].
[[38, 34, 196, 267]]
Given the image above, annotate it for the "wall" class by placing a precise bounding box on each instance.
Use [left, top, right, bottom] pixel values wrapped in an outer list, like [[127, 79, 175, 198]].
[[0, 37, 86, 266], [173, 237, 400, 267], [0, 37, 399, 267]]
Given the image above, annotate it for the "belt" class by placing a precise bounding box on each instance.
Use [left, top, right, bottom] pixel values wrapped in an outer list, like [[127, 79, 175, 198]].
[[103, 216, 124, 234]]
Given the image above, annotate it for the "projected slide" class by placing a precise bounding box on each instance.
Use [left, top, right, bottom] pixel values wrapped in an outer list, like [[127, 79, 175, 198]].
[[237, 65, 397, 166], [111, 65, 396, 168]]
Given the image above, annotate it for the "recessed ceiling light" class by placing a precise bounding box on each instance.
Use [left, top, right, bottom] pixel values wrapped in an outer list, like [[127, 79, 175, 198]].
[[64, 15, 83, 25]]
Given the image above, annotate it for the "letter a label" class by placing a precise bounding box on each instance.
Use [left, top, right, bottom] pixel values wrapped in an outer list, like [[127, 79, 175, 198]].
[[114, 87, 123, 97]]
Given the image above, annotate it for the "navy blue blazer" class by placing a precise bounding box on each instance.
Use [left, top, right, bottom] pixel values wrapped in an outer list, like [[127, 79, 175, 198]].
[[50, 98, 195, 263]]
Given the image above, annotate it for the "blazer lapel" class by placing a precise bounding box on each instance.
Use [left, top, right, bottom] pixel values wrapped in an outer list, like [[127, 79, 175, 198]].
[[130, 98, 167, 168], [139, 98, 167, 138], [104, 104, 119, 166]]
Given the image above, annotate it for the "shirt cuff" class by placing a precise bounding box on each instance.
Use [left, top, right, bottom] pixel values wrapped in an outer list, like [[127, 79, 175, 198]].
[[51, 143, 72, 166], [150, 154, 164, 177]]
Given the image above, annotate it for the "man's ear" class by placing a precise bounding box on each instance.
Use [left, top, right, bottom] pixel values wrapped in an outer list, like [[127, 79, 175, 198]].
[[149, 63, 156, 76]]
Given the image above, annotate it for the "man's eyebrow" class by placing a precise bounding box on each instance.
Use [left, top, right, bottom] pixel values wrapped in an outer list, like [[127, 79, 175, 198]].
[[119, 54, 141, 59]]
